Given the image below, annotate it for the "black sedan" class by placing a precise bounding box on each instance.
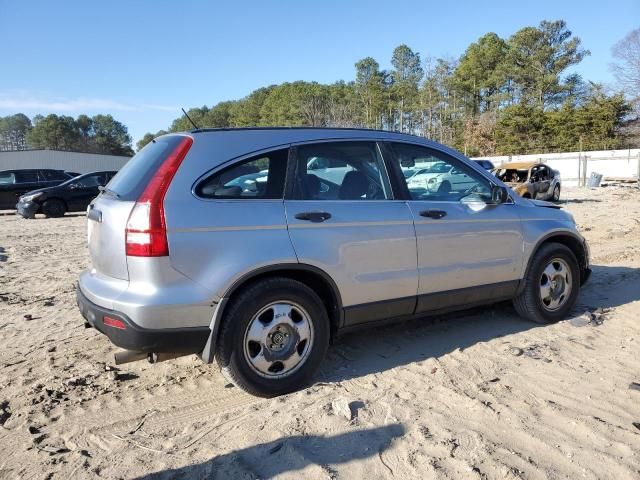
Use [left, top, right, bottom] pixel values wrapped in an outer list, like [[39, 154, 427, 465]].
[[17, 171, 117, 218], [0, 169, 75, 210]]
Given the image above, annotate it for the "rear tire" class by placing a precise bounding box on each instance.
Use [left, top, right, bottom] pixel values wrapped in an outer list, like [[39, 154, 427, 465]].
[[215, 277, 330, 397], [513, 243, 579, 324], [42, 199, 66, 218]]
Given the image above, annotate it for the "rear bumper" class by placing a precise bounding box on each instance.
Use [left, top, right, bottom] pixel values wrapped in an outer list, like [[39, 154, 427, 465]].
[[16, 200, 39, 218], [77, 284, 210, 354]]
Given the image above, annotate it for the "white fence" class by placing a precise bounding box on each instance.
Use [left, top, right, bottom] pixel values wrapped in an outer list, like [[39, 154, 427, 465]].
[[473, 149, 640, 186]]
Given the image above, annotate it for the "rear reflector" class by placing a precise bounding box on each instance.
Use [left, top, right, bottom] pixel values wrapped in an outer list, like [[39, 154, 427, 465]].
[[125, 136, 193, 257], [103, 316, 126, 330]]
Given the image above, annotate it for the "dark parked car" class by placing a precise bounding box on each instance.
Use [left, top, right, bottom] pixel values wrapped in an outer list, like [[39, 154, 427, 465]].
[[0, 169, 75, 210], [17, 171, 117, 218], [473, 159, 495, 170]]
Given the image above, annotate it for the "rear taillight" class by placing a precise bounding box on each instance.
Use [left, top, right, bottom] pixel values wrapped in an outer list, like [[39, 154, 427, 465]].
[[125, 136, 193, 257]]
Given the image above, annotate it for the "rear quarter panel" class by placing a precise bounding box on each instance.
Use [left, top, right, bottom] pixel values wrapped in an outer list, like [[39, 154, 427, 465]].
[[163, 136, 298, 302]]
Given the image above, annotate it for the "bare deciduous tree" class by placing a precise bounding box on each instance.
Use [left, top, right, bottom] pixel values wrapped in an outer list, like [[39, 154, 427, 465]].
[[611, 28, 640, 111]]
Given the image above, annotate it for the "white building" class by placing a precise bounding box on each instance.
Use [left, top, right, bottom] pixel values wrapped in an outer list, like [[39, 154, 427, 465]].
[[0, 149, 130, 174]]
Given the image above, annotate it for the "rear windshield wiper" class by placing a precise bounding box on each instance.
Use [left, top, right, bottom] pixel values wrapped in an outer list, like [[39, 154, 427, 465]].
[[99, 186, 120, 199]]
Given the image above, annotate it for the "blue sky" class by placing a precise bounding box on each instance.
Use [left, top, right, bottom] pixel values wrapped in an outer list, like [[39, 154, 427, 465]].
[[1, 0, 638, 145]]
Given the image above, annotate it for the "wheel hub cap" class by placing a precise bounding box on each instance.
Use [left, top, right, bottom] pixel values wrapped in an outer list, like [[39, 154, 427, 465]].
[[539, 258, 572, 311], [243, 301, 314, 378]]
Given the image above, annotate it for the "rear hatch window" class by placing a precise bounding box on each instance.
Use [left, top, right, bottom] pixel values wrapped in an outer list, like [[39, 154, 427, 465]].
[[106, 135, 188, 200]]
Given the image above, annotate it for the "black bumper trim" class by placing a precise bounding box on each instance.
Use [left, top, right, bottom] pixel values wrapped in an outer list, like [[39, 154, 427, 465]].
[[76, 285, 210, 354]]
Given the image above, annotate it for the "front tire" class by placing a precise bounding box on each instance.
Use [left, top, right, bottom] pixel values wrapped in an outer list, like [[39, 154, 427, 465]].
[[42, 199, 66, 218], [513, 243, 580, 324], [552, 184, 561, 201], [215, 277, 330, 397]]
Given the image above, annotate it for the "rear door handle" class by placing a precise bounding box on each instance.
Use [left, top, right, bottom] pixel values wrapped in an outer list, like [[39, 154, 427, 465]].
[[419, 209, 447, 219], [294, 211, 332, 222]]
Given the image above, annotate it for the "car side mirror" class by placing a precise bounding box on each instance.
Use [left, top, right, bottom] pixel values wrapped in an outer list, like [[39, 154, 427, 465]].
[[69, 183, 79, 190], [489, 185, 509, 204]]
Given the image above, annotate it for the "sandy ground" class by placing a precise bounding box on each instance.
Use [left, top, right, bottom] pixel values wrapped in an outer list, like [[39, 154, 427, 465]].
[[0, 186, 639, 480]]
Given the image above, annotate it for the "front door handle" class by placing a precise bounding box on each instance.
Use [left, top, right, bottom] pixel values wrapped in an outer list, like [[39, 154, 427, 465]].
[[419, 209, 447, 219], [295, 211, 332, 222]]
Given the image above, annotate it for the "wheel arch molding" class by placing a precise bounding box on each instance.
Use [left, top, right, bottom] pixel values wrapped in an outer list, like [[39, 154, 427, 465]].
[[520, 231, 590, 294], [200, 263, 344, 364]]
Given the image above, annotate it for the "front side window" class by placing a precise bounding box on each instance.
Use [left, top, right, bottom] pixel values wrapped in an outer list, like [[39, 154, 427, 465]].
[[494, 168, 529, 184], [392, 143, 491, 202], [295, 141, 391, 200], [41, 170, 68, 181], [196, 148, 288, 199], [75, 174, 103, 188], [15, 171, 39, 183]]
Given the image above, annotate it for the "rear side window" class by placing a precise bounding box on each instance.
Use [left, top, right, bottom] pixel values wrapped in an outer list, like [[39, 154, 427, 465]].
[[196, 149, 288, 199], [106, 136, 187, 201], [41, 170, 68, 181], [295, 141, 391, 200], [15, 171, 39, 183]]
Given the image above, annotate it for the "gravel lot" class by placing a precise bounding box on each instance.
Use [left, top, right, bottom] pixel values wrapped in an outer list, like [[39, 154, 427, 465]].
[[1, 186, 639, 479]]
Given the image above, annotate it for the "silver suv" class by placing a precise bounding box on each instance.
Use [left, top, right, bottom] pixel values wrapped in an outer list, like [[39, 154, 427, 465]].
[[77, 128, 591, 397]]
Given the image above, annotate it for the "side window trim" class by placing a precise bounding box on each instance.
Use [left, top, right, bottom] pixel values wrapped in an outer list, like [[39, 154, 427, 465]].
[[285, 145, 302, 200], [192, 146, 291, 201], [379, 141, 411, 201]]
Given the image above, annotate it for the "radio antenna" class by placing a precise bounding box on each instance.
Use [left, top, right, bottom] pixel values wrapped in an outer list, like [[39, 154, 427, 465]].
[[181, 108, 200, 129]]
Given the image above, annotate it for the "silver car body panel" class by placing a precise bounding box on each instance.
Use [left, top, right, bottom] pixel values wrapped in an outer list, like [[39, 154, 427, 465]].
[[285, 200, 418, 307], [87, 196, 135, 281], [165, 199, 297, 305], [407, 200, 523, 295], [80, 256, 216, 329]]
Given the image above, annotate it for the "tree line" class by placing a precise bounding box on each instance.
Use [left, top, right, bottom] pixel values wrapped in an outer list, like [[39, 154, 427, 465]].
[[1, 20, 636, 157], [139, 20, 636, 156], [0, 113, 134, 156]]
